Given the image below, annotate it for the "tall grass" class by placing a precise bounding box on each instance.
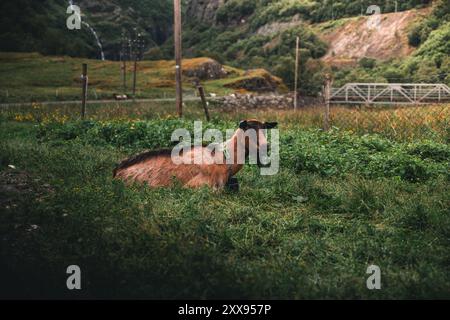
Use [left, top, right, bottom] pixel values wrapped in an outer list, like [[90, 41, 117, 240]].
[[3, 101, 449, 141]]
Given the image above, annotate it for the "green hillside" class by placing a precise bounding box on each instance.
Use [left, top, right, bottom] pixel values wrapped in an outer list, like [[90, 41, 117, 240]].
[[173, 0, 447, 94], [213, 0, 431, 26], [0, 0, 172, 60]]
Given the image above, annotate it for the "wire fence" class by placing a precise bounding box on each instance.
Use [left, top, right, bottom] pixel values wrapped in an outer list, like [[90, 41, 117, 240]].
[[1, 82, 448, 142], [318, 81, 450, 140], [326, 104, 449, 141]]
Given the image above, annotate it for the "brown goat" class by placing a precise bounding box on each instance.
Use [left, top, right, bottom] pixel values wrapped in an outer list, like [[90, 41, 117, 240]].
[[113, 119, 277, 189]]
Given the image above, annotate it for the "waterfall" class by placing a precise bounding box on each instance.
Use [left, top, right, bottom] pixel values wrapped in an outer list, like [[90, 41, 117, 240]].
[[82, 23, 105, 61], [68, 0, 105, 60]]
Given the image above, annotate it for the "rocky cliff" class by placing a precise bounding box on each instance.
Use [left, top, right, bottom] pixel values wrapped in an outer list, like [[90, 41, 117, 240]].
[[186, 0, 225, 23]]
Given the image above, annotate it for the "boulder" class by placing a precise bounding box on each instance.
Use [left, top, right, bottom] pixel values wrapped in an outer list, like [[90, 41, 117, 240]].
[[183, 58, 228, 80], [213, 93, 323, 109], [224, 69, 286, 93]]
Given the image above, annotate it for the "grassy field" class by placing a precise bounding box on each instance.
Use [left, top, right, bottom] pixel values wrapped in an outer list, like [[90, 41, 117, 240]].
[[0, 52, 257, 103], [0, 102, 449, 299]]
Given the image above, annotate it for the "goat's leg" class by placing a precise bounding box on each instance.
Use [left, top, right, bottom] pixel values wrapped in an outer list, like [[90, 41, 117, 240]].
[[185, 174, 213, 189], [185, 172, 229, 190], [209, 170, 230, 190]]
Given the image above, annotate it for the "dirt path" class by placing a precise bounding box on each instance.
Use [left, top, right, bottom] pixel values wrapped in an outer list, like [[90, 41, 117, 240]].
[[0, 96, 207, 108]]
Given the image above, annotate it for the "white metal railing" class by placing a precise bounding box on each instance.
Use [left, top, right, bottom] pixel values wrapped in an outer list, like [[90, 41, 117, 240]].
[[330, 83, 450, 105]]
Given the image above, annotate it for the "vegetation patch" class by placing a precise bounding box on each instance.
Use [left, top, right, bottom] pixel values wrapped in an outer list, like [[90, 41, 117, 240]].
[[0, 115, 449, 298], [223, 69, 287, 92], [35, 119, 449, 183]]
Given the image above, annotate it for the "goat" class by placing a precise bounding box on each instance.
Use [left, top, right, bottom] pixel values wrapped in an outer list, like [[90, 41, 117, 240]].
[[113, 119, 278, 189]]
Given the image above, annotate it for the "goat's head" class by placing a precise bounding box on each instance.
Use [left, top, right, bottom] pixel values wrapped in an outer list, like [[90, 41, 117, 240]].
[[238, 119, 278, 167]]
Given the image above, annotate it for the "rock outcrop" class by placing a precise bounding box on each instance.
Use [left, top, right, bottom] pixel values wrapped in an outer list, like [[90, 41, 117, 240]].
[[321, 8, 430, 65], [213, 93, 323, 109], [224, 69, 286, 93], [183, 58, 229, 80], [186, 0, 225, 23]]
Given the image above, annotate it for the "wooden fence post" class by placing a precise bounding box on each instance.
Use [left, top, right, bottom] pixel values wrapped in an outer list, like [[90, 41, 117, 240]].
[[196, 81, 210, 122], [294, 36, 300, 109], [81, 63, 88, 120], [122, 59, 127, 91], [323, 73, 332, 131]]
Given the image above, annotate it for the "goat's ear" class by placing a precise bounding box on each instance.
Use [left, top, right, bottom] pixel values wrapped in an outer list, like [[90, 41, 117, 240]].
[[264, 122, 278, 129], [239, 120, 248, 130]]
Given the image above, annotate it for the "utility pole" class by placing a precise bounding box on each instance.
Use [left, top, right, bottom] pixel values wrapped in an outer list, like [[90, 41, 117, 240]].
[[121, 32, 127, 92], [174, 0, 183, 117], [120, 51, 123, 88], [294, 36, 300, 109], [81, 63, 88, 120], [123, 56, 127, 91], [323, 74, 332, 131], [132, 32, 144, 98], [133, 57, 137, 97]]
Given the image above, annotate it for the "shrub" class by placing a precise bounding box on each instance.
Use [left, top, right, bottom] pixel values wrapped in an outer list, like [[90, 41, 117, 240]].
[[359, 57, 377, 69], [281, 130, 447, 182], [216, 0, 257, 24], [408, 24, 424, 47], [407, 141, 450, 162]]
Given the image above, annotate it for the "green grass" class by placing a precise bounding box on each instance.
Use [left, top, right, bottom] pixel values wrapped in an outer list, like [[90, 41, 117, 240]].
[[0, 109, 449, 298], [0, 53, 243, 103]]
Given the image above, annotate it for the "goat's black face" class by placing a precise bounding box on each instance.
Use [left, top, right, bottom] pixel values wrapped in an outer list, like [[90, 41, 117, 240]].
[[239, 120, 278, 131], [239, 120, 278, 167]]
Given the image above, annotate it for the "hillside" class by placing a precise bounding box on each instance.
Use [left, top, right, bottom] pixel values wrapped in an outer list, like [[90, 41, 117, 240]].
[[0, 0, 172, 60], [319, 8, 431, 66], [177, 0, 449, 92], [186, 0, 432, 25], [1, 0, 436, 63], [0, 0, 448, 95]]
